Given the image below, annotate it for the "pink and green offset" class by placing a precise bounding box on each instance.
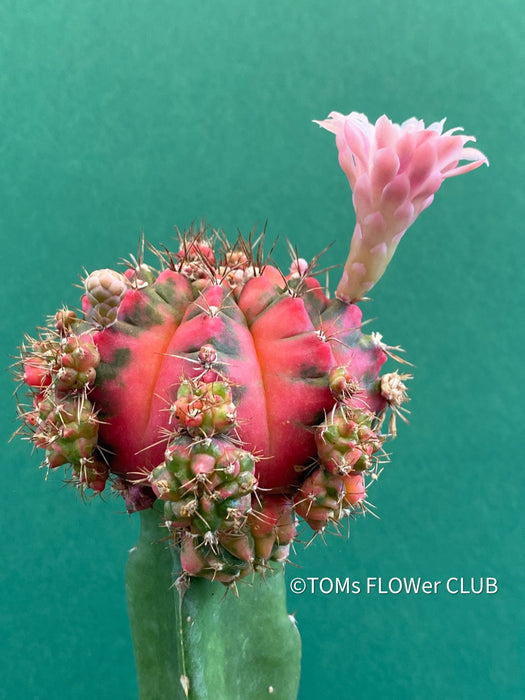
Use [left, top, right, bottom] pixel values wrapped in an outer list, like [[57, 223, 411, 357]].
[[14, 111, 487, 699]]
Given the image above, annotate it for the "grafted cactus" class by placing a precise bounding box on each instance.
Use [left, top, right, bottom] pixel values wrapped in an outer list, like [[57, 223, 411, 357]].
[[13, 111, 486, 699]]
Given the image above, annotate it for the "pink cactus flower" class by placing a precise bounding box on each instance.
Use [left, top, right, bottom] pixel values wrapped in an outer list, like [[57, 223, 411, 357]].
[[315, 111, 488, 302]]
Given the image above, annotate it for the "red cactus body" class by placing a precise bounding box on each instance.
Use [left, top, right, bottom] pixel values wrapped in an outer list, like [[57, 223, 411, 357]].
[[16, 228, 409, 581], [92, 255, 387, 491]]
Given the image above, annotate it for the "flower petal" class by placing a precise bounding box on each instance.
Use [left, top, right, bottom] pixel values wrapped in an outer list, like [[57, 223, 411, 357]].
[[313, 111, 346, 135], [371, 147, 400, 194], [393, 200, 415, 230], [343, 117, 372, 171], [411, 171, 443, 209], [374, 115, 399, 150], [380, 173, 411, 210], [407, 140, 438, 191], [336, 136, 359, 186], [362, 212, 387, 243], [396, 130, 420, 172], [353, 174, 375, 220], [442, 147, 489, 177], [435, 136, 464, 170]]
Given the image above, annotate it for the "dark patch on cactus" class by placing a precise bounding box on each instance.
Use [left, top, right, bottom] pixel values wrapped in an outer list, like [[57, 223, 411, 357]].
[[207, 332, 243, 360], [95, 347, 131, 384], [151, 275, 194, 320], [118, 288, 166, 328], [298, 363, 331, 382]]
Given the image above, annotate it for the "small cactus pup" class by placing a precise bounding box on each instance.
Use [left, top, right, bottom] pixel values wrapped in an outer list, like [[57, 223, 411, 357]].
[[13, 112, 487, 700]]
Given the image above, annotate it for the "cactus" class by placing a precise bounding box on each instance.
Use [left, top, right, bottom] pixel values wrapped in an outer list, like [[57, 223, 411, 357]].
[[13, 111, 487, 699], [16, 228, 397, 566]]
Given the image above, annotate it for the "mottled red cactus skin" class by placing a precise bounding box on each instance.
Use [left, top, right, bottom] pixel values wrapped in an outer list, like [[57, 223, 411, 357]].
[[15, 229, 409, 580], [91, 256, 387, 491]]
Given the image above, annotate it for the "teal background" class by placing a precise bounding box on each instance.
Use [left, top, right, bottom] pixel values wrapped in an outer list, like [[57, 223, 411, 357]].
[[1, 1, 523, 698]]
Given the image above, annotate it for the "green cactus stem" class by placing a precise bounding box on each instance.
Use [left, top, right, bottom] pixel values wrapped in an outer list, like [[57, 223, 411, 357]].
[[126, 505, 302, 700]]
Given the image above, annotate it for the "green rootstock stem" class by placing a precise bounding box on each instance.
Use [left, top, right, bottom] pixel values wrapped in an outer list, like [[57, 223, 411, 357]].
[[126, 507, 302, 700]]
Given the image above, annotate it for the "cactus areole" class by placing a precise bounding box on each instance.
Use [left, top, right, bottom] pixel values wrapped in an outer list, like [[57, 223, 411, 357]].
[[14, 111, 486, 699]]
